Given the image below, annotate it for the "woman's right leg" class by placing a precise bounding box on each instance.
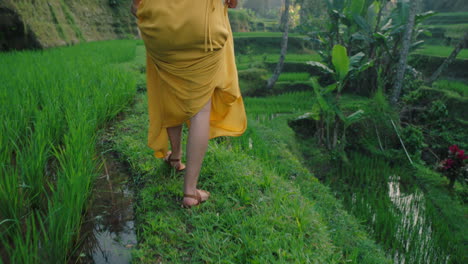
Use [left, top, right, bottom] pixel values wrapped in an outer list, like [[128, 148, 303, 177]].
[[183, 99, 212, 206]]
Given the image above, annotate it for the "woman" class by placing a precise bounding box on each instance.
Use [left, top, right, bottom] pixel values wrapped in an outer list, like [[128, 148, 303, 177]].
[[131, 0, 247, 208]]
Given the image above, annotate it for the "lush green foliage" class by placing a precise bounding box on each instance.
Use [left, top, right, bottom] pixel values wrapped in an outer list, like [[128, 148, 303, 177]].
[[228, 9, 255, 32], [0, 40, 137, 262], [110, 89, 391, 263], [293, 94, 467, 264], [401, 86, 468, 167], [307, 44, 367, 151], [238, 68, 269, 96], [304, 0, 435, 97]]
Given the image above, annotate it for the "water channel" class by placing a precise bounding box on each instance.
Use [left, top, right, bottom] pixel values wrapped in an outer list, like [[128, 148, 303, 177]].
[[73, 150, 136, 264]]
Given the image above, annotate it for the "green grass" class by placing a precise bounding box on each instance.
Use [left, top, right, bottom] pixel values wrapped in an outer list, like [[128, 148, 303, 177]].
[[236, 53, 321, 71], [424, 12, 468, 25], [413, 45, 468, 59], [432, 12, 468, 17], [0, 40, 137, 262], [278, 72, 311, 82], [244, 92, 313, 117], [433, 79, 468, 97], [109, 44, 391, 262], [422, 23, 468, 39], [233, 32, 304, 38]]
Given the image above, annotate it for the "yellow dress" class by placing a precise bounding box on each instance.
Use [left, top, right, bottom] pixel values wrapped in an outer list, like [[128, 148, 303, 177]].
[[137, 0, 247, 158]]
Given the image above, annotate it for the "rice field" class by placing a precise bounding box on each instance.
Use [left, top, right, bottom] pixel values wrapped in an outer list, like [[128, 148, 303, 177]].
[[422, 23, 468, 39], [0, 40, 137, 263], [330, 152, 467, 264], [278, 72, 311, 82], [233, 32, 304, 38], [1, 24, 467, 262], [423, 12, 468, 25], [333, 154, 451, 264], [413, 45, 468, 60], [433, 79, 468, 97]]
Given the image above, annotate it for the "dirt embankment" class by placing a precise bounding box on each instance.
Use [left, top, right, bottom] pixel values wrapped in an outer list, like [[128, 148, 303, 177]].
[[0, 0, 137, 51]]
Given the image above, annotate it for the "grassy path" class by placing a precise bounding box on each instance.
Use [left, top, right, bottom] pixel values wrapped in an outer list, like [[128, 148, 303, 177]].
[[106, 45, 391, 263]]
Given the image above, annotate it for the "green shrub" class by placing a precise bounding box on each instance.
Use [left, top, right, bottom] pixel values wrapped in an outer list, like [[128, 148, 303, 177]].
[[228, 9, 253, 32], [401, 125, 427, 157], [238, 68, 268, 96]]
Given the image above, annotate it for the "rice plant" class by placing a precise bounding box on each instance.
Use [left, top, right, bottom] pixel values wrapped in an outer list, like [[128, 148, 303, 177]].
[[329, 153, 454, 264], [413, 45, 468, 59], [278, 72, 310, 82], [433, 79, 468, 97], [0, 40, 137, 263]]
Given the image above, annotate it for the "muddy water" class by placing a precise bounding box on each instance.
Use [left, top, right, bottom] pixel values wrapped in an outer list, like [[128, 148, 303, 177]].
[[73, 151, 137, 264]]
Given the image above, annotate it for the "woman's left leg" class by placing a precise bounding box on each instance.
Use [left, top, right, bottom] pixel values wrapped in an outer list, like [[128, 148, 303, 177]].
[[166, 125, 185, 170]]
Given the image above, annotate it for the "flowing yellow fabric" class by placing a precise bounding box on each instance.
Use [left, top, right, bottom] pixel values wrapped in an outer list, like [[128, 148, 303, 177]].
[[137, 0, 247, 158]]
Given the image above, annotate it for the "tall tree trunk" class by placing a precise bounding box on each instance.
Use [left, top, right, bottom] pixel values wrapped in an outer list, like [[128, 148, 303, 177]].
[[367, 0, 386, 94], [266, 0, 290, 90], [391, 0, 419, 105], [426, 32, 468, 86]]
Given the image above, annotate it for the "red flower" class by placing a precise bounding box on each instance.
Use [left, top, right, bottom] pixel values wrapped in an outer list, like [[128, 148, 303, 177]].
[[443, 159, 455, 169], [456, 150, 465, 159], [449, 145, 459, 154]]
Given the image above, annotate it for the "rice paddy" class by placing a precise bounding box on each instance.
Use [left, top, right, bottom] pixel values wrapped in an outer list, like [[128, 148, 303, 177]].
[[433, 79, 468, 97], [1, 22, 467, 263], [329, 154, 456, 264], [413, 45, 468, 60], [0, 40, 137, 263]]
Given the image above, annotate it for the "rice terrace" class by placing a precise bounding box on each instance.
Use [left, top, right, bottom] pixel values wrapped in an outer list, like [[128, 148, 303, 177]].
[[0, 0, 467, 263]]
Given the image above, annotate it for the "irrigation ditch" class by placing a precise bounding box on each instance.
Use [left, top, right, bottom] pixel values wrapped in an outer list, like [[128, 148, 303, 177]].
[[71, 113, 138, 264]]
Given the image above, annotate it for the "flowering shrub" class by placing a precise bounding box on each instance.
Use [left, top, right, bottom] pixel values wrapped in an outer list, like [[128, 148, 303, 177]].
[[438, 145, 468, 189]]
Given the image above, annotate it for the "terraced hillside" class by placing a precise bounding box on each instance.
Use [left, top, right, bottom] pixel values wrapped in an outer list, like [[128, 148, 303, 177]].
[[0, 0, 137, 50]]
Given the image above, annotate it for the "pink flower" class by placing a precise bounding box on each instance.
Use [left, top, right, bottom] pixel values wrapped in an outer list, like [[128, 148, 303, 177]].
[[449, 145, 459, 154], [456, 150, 465, 160]]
